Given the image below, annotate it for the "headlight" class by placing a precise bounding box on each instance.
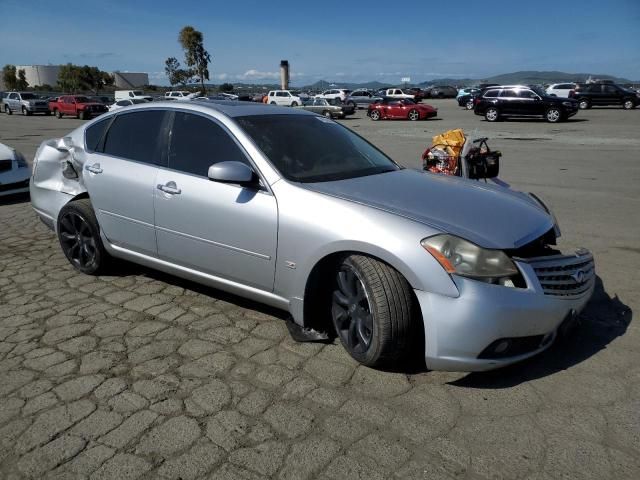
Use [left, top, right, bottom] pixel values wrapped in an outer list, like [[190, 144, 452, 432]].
[[15, 151, 29, 169], [421, 234, 518, 280]]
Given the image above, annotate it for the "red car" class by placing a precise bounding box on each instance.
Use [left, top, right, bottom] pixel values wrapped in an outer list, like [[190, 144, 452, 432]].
[[367, 98, 437, 121], [49, 95, 108, 120]]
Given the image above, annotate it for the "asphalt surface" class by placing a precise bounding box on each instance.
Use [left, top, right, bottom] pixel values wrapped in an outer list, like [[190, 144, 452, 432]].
[[0, 101, 638, 480]]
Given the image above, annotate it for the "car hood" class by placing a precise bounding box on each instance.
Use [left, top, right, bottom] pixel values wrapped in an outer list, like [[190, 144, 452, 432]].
[[303, 169, 554, 249]]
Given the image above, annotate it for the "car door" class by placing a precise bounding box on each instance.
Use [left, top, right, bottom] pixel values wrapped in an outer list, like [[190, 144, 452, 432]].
[[83, 110, 168, 257], [7, 93, 18, 110], [154, 111, 278, 291], [602, 85, 620, 105], [498, 89, 518, 115], [518, 89, 543, 116]]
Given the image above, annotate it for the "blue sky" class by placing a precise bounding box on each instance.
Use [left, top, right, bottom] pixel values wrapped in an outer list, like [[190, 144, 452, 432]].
[[1, 0, 638, 85]]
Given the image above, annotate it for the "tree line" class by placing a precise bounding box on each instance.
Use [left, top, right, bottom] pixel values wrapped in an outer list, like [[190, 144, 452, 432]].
[[2, 63, 114, 94]]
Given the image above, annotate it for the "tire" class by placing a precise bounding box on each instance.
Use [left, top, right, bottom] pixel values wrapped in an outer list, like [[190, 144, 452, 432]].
[[369, 110, 381, 121], [270, 101, 276, 105], [4, 104, 11, 115], [331, 255, 417, 366], [347, 101, 356, 109], [578, 99, 590, 110], [546, 108, 562, 123], [57, 198, 110, 275], [465, 100, 474, 110], [408, 109, 420, 121], [80, 110, 90, 120], [623, 99, 635, 110], [22, 106, 31, 116], [55, 109, 62, 119], [485, 107, 499, 122], [322, 110, 332, 118], [291, 102, 298, 107]]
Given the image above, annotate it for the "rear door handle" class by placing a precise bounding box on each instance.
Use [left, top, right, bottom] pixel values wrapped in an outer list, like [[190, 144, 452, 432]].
[[85, 163, 103, 174], [157, 181, 181, 195]]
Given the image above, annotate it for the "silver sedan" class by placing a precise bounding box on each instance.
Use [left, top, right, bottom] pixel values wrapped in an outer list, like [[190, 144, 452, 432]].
[[29, 101, 595, 371]]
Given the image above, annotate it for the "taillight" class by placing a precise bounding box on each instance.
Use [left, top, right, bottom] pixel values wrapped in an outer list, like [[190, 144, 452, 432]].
[[474, 98, 481, 105], [568, 90, 575, 97]]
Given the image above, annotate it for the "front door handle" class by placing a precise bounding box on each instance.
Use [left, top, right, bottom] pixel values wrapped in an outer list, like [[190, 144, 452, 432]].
[[85, 163, 103, 174], [157, 181, 181, 195]]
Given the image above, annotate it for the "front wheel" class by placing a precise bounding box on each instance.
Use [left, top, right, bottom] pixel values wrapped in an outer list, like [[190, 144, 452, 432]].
[[270, 101, 276, 105], [4, 105, 11, 115], [369, 110, 381, 121], [623, 99, 635, 110], [465, 100, 474, 110], [331, 255, 417, 367], [322, 110, 332, 118], [408, 109, 420, 121], [55, 109, 62, 119], [22, 106, 31, 116], [81, 110, 90, 120], [485, 107, 499, 122], [57, 199, 110, 275], [291, 101, 298, 107], [546, 108, 562, 123]]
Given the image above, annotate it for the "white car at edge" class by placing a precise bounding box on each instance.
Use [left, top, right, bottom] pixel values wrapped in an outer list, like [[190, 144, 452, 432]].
[[0, 143, 31, 196]]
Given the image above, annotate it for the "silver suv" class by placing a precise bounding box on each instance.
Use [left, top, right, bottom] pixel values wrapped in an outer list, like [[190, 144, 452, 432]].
[[3, 91, 51, 115], [30, 101, 595, 370]]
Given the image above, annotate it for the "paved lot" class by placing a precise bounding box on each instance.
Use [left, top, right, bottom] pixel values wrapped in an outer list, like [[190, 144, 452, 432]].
[[0, 102, 639, 480]]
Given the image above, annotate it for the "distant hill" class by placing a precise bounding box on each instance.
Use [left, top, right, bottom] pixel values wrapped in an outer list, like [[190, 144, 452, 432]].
[[420, 71, 635, 87]]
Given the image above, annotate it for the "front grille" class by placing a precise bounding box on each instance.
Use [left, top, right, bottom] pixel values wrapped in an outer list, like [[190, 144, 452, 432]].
[[526, 249, 595, 297], [0, 159, 12, 173]]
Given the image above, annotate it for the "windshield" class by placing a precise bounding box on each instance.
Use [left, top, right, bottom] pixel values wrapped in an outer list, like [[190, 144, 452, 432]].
[[530, 86, 547, 97], [236, 114, 400, 183], [21, 93, 37, 99]]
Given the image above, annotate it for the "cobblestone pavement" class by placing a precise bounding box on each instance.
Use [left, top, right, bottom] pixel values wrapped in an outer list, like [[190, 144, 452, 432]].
[[1, 107, 639, 479]]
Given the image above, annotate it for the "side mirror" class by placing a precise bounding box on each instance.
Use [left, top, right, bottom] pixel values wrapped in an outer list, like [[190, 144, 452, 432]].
[[208, 161, 257, 186]]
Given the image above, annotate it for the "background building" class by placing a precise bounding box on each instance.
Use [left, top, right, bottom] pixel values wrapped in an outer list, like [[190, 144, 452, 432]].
[[1, 65, 149, 90], [112, 72, 149, 88], [15, 65, 61, 87]]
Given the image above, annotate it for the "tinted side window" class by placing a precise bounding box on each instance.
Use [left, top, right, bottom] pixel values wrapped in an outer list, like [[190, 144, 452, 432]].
[[168, 112, 249, 177], [85, 117, 111, 152], [103, 110, 166, 164], [483, 90, 499, 98], [500, 89, 518, 98]]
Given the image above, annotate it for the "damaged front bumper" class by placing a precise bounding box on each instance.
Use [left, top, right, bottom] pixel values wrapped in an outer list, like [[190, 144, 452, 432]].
[[416, 249, 595, 372]]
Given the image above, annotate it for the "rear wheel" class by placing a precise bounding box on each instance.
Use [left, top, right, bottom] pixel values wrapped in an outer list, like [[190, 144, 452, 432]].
[[270, 101, 276, 105], [546, 108, 562, 123], [331, 255, 417, 367], [578, 99, 590, 110], [465, 99, 474, 110], [4, 105, 11, 115], [347, 101, 356, 109], [22, 106, 31, 116], [408, 109, 420, 121], [57, 199, 110, 275], [623, 99, 635, 110], [291, 101, 298, 107], [322, 110, 332, 118], [485, 107, 499, 122], [369, 109, 381, 121]]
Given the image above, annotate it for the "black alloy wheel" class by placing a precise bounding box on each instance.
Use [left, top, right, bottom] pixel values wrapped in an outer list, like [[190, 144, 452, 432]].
[[57, 199, 109, 275], [332, 265, 373, 356]]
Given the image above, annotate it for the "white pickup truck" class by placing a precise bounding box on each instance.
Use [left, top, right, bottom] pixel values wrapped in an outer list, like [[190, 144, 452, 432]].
[[115, 90, 154, 102], [379, 88, 416, 100]]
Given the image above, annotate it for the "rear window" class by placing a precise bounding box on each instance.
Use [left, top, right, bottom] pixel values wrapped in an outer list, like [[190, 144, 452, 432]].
[[85, 117, 112, 152], [103, 110, 166, 164]]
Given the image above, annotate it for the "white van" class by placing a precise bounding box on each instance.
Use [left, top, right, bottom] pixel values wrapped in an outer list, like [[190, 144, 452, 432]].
[[267, 90, 302, 107], [115, 90, 154, 102]]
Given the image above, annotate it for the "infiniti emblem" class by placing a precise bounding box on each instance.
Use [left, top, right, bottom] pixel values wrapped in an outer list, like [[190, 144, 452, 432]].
[[571, 270, 586, 284]]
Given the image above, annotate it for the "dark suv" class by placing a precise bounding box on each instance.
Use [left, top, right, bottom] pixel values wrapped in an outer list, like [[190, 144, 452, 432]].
[[569, 83, 639, 110], [474, 85, 579, 123]]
